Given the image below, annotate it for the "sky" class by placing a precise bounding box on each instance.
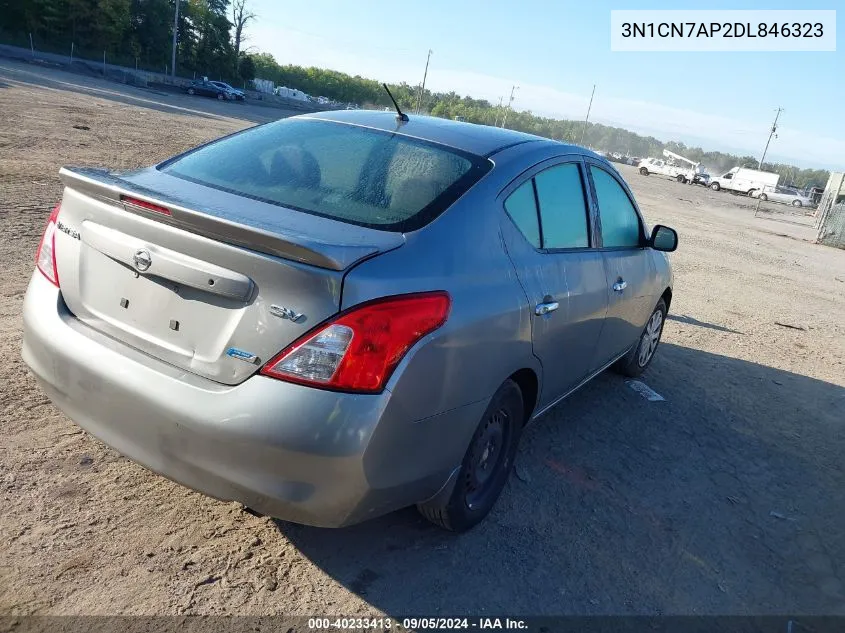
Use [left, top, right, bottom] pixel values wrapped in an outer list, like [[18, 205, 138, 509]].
[[246, 0, 843, 170]]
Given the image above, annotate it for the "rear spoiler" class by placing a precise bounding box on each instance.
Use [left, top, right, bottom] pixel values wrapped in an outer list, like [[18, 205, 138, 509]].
[[58, 166, 404, 271]]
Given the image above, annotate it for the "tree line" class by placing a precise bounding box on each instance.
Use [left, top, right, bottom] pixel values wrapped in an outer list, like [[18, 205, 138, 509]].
[[249, 53, 828, 188], [1, 0, 255, 82], [0, 1, 828, 188]]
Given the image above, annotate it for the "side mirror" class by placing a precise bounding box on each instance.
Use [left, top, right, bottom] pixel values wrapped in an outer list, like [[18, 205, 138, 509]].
[[650, 225, 678, 252]]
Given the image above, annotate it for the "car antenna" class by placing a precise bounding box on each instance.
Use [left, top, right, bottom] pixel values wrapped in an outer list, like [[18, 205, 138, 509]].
[[382, 83, 409, 123]]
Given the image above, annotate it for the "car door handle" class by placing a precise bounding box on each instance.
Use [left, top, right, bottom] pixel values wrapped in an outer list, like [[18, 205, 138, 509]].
[[612, 280, 627, 292], [535, 301, 559, 316]]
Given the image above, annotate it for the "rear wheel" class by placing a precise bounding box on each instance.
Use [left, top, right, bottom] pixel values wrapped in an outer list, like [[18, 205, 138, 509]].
[[676, 174, 686, 183], [417, 379, 524, 532], [792, 200, 802, 207], [639, 167, 649, 176], [187, 88, 195, 95], [613, 298, 667, 378], [760, 193, 768, 201], [217, 93, 224, 100]]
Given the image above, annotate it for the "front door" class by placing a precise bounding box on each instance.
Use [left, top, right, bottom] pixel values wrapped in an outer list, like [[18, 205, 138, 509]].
[[500, 158, 609, 409], [585, 162, 656, 366]]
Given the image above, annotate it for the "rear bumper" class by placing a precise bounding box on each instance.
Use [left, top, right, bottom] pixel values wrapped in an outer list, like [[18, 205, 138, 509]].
[[21, 272, 484, 527]]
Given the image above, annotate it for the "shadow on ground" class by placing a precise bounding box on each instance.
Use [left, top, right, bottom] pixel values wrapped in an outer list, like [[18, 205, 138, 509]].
[[275, 343, 845, 616], [666, 314, 742, 335]]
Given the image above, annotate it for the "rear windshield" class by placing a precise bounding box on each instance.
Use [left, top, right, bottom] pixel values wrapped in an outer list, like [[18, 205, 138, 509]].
[[159, 118, 491, 232]]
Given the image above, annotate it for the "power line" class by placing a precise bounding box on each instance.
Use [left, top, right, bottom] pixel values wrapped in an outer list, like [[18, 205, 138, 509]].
[[415, 49, 432, 114], [501, 85, 518, 128], [171, 0, 179, 76], [758, 107, 783, 170], [579, 84, 596, 146]]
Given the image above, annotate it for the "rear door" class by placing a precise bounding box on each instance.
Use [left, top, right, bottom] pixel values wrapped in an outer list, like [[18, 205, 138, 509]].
[[500, 157, 608, 409], [585, 161, 656, 366]]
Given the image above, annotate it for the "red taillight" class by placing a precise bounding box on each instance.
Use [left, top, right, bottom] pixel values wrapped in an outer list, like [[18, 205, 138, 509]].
[[35, 203, 62, 287], [261, 292, 451, 393], [120, 195, 172, 216]]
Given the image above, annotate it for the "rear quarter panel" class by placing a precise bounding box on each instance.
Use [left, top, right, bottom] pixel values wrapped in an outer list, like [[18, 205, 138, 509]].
[[340, 150, 552, 422]]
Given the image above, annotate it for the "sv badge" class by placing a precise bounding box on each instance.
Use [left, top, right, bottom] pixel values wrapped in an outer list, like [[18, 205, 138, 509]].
[[269, 304, 305, 323]]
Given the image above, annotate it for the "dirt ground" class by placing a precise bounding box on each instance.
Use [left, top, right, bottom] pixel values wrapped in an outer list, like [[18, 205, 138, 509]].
[[1, 58, 844, 617]]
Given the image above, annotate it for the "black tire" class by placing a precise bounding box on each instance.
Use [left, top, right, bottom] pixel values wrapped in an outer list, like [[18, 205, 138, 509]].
[[417, 379, 524, 532], [639, 167, 649, 176], [613, 298, 667, 378], [676, 174, 685, 183], [217, 93, 224, 100], [710, 182, 720, 191], [792, 200, 802, 207], [760, 193, 768, 201], [187, 88, 195, 95]]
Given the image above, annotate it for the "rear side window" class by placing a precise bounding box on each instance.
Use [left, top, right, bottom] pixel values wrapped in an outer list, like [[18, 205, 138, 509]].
[[504, 181, 541, 248], [590, 166, 642, 248], [159, 118, 491, 232], [534, 163, 589, 249]]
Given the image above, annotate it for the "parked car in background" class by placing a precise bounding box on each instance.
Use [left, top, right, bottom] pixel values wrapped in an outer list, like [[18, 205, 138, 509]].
[[210, 81, 245, 101], [22, 111, 676, 533], [759, 186, 816, 208], [185, 80, 228, 100]]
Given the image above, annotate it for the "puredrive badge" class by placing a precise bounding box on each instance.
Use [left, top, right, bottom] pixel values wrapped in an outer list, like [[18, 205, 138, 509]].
[[226, 348, 259, 364]]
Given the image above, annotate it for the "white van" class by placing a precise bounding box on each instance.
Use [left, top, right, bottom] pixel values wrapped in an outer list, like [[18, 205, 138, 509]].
[[709, 167, 779, 196]]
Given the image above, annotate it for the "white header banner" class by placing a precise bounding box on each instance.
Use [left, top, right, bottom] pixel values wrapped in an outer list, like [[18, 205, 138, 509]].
[[610, 10, 836, 52]]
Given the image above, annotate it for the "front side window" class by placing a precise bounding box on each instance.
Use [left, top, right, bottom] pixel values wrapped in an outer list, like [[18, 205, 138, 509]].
[[533, 163, 590, 249], [160, 118, 490, 232], [590, 166, 642, 248]]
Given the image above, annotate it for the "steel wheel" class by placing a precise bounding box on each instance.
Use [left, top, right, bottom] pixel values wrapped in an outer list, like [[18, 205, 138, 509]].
[[417, 379, 523, 532], [464, 408, 510, 510], [638, 309, 664, 368]]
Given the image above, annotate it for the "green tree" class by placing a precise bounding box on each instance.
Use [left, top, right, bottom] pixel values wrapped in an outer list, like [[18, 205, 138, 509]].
[[237, 52, 255, 82]]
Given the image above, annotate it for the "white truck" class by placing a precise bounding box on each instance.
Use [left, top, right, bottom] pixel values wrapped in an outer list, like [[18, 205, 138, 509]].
[[708, 167, 779, 196], [637, 149, 708, 185]]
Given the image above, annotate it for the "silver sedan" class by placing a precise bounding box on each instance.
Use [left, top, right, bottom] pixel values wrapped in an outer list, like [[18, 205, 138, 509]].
[[759, 187, 815, 208], [21, 111, 676, 531]]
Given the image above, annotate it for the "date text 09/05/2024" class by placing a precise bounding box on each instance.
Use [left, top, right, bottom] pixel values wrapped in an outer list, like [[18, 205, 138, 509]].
[[307, 618, 529, 630], [621, 22, 824, 39]]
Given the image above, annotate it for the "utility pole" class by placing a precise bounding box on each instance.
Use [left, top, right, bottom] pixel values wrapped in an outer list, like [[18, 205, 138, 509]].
[[501, 85, 518, 128], [758, 107, 783, 170], [171, 0, 180, 77], [579, 84, 596, 146], [493, 96, 503, 126], [415, 49, 433, 114]]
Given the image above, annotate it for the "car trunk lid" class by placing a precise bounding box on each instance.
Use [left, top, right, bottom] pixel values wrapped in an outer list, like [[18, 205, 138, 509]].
[[53, 166, 405, 385]]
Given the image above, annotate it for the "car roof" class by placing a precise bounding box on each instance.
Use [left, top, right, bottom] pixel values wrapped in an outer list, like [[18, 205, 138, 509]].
[[299, 110, 567, 157]]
